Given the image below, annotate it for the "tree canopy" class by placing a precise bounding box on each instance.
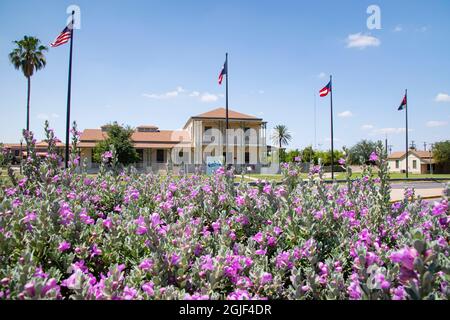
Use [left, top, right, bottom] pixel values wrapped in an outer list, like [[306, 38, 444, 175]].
[[433, 140, 450, 165], [347, 140, 383, 165], [93, 122, 140, 166]]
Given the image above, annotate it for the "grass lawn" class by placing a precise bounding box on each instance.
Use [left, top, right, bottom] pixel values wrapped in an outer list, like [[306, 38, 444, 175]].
[[243, 172, 450, 182]]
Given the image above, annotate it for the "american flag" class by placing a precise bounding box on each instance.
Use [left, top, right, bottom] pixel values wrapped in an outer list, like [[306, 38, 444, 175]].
[[319, 80, 332, 97], [218, 60, 227, 85], [50, 24, 72, 47]]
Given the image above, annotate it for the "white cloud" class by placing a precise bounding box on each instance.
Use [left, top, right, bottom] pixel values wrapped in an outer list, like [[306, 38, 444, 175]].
[[361, 124, 374, 130], [317, 72, 326, 79], [200, 93, 219, 103], [418, 26, 428, 32], [142, 87, 223, 103], [337, 110, 353, 118], [258, 90, 265, 94], [435, 93, 450, 102], [426, 120, 448, 128], [142, 86, 185, 100], [393, 25, 403, 32], [346, 33, 381, 49]]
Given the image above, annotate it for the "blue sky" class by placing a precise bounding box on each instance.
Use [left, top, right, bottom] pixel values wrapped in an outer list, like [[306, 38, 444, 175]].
[[0, 0, 449, 151]]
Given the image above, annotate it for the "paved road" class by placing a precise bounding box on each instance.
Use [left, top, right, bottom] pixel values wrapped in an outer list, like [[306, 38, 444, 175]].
[[390, 182, 448, 189]]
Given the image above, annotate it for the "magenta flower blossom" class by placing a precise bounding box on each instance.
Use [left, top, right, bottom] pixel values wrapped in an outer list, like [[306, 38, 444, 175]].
[[121, 286, 137, 300], [200, 255, 214, 271], [369, 151, 379, 162], [58, 241, 71, 252], [253, 232, 264, 244], [139, 259, 153, 272], [142, 282, 154, 296], [263, 184, 272, 194], [235, 195, 245, 207], [90, 244, 102, 258], [101, 151, 113, 162], [135, 216, 147, 235], [338, 158, 346, 165], [260, 272, 273, 285], [170, 253, 181, 266], [392, 286, 407, 300], [23, 211, 37, 224]]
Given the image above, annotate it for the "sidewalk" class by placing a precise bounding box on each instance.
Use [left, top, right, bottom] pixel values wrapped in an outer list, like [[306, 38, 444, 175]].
[[390, 188, 444, 202]]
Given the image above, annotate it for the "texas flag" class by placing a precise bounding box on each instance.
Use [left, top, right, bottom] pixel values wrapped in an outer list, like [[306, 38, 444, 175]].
[[218, 60, 227, 85], [398, 94, 407, 110], [319, 81, 332, 97]]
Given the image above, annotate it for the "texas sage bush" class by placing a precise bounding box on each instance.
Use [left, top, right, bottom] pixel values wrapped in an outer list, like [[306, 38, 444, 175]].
[[0, 124, 448, 300]]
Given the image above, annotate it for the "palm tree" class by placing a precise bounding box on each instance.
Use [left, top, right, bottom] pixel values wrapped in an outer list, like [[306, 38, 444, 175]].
[[9, 36, 48, 132], [272, 124, 292, 150]]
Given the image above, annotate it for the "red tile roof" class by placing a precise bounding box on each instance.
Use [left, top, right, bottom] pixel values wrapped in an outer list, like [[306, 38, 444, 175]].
[[79, 129, 191, 146], [193, 108, 261, 120], [388, 150, 432, 160]]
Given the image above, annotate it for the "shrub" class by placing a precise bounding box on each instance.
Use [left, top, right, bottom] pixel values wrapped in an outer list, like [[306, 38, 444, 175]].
[[0, 128, 448, 300]]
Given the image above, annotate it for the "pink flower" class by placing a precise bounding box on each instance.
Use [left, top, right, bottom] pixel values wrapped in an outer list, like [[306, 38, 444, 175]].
[[263, 184, 272, 194], [369, 151, 379, 162], [338, 158, 346, 165], [235, 196, 246, 207], [135, 216, 147, 235], [260, 272, 272, 285], [253, 232, 264, 244], [90, 244, 102, 258], [139, 259, 153, 272], [58, 241, 71, 252], [142, 282, 154, 296], [103, 218, 112, 229], [392, 286, 407, 300]]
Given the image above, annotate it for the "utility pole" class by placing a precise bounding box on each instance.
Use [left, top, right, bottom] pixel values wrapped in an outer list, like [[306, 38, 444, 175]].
[[423, 141, 427, 151], [430, 143, 434, 175]]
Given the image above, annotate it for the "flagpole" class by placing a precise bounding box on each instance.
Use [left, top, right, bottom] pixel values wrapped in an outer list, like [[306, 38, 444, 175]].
[[225, 52, 229, 168], [65, 11, 75, 169], [330, 75, 334, 180], [405, 89, 408, 179]]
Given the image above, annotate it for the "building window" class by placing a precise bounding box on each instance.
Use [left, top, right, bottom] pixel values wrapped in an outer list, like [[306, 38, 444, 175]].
[[413, 160, 417, 169], [204, 126, 213, 142], [395, 160, 399, 169], [156, 149, 165, 163], [245, 152, 250, 164], [244, 127, 251, 144]]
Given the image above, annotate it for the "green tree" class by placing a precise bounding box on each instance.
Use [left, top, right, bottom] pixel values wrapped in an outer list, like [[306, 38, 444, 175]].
[[272, 125, 292, 150], [9, 36, 48, 131], [433, 140, 450, 166], [301, 145, 315, 163], [348, 139, 383, 165], [93, 122, 140, 166], [272, 125, 292, 163], [315, 150, 345, 165], [285, 149, 301, 162]]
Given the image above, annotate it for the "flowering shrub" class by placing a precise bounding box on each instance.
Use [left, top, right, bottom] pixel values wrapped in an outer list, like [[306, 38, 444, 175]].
[[0, 127, 449, 300]]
